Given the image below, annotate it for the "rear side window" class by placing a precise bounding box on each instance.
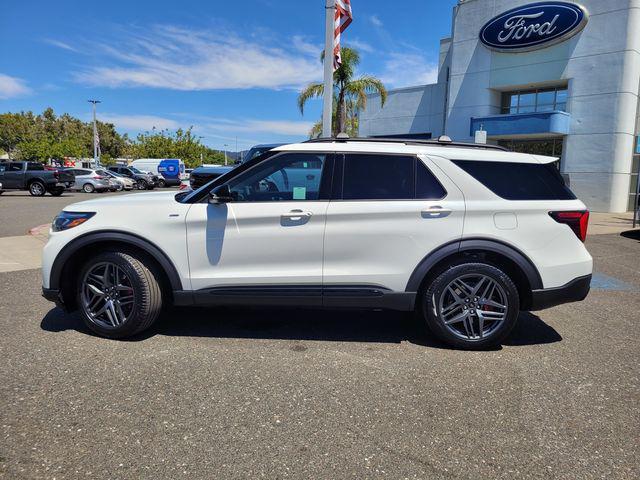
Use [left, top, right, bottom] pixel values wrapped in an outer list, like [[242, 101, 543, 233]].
[[452, 160, 576, 200], [27, 162, 44, 171], [342, 154, 414, 200], [416, 160, 447, 199]]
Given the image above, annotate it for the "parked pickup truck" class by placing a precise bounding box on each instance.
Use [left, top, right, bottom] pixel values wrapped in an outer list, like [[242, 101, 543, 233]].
[[0, 161, 75, 196]]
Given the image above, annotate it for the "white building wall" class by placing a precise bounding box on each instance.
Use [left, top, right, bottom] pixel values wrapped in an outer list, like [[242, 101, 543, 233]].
[[447, 0, 640, 212]]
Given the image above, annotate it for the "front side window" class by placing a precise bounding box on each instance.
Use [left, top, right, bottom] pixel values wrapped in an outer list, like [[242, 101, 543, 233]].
[[227, 153, 327, 202], [342, 154, 414, 200]]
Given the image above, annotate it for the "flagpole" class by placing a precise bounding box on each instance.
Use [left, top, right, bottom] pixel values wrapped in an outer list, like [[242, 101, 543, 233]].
[[322, 0, 335, 138]]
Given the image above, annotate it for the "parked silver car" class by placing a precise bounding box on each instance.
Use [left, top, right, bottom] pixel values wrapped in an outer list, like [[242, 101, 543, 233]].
[[103, 170, 135, 191], [66, 168, 114, 193]]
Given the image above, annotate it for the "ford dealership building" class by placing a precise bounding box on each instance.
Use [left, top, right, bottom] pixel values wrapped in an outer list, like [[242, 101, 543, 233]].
[[359, 0, 640, 212]]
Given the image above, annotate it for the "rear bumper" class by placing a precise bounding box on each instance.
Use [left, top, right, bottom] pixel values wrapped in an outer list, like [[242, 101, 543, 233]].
[[530, 274, 591, 311]]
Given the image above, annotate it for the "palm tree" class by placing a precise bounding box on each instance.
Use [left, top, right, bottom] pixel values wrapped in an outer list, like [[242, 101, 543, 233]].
[[298, 47, 387, 137]]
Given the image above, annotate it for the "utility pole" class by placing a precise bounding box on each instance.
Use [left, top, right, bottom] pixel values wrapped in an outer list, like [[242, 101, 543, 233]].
[[88, 100, 101, 167]]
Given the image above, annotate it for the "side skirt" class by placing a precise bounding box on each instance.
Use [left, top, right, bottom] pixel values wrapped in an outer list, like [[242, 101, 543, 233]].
[[173, 285, 416, 311]]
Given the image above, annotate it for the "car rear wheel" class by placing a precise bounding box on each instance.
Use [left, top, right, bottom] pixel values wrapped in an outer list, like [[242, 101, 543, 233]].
[[421, 263, 520, 349], [157, 178, 167, 188], [29, 181, 46, 197], [82, 183, 95, 193], [77, 251, 163, 339]]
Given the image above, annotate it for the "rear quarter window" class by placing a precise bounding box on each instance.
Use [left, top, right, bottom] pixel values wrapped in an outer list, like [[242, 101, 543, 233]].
[[452, 160, 576, 200]]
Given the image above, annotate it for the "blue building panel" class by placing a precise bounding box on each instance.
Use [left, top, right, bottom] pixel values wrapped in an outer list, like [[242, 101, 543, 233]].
[[470, 111, 571, 137]]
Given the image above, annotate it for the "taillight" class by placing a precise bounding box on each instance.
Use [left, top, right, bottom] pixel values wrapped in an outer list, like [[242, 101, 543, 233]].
[[549, 211, 589, 242]]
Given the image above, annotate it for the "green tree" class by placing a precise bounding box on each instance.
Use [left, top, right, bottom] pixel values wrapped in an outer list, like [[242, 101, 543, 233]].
[[124, 127, 226, 168], [298, 47, 387, 137]]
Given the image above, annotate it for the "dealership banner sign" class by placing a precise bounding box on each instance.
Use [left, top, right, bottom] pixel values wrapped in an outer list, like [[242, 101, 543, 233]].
[[480, 2, 589, 52]]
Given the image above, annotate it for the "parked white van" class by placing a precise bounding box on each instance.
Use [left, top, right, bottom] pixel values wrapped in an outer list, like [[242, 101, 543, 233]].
[[130, 159, 185, 187]]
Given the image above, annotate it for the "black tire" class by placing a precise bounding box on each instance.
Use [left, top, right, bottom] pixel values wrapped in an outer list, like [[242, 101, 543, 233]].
[[29, 181, 46, 197], [136, 179, 147, 190], [48, 187, 64, 196], [157, 178, 167, 188], [420, 262, 520, 350], [77, 251, 163, 339], [83, 183, 95, 193]]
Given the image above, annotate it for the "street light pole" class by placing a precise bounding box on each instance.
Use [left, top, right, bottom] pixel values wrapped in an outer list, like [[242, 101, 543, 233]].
[[223, 144, 229, 166], [88, 100, 101, 167]]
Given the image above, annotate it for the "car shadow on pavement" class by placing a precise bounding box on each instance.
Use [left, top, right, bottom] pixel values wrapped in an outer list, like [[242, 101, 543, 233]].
[[40, 307, 562, 349], [620, 229, 640, 241]]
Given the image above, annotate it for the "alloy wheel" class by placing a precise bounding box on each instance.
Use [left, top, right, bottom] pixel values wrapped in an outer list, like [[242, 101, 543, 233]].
[[81, 262, 136, 329], [30, 182, 44, 195], [437, 273, 508, 341]]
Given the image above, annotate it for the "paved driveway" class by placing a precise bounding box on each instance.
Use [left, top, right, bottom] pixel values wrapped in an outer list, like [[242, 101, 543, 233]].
[[0, 230, 638, 479]]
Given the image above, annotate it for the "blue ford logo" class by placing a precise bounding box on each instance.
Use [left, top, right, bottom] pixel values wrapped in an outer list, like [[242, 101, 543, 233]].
[[480, 2, 588, 52]]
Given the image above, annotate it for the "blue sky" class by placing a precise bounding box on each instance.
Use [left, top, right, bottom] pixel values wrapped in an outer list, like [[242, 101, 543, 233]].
[[0, 0, 457, 150]]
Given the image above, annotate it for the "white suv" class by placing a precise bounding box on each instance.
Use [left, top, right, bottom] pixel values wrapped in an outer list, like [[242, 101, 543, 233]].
[[42, 138, 592, 349]]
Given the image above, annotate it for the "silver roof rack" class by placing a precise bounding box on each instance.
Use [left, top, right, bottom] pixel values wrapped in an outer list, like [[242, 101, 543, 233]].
[[304, 136, 508, 151]]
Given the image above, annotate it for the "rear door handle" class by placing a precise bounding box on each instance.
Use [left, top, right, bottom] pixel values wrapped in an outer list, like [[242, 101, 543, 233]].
[[421, 206, 452, 218]]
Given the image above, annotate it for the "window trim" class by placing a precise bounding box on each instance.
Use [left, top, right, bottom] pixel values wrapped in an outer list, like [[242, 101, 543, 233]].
[[332, 153, 448, 202]]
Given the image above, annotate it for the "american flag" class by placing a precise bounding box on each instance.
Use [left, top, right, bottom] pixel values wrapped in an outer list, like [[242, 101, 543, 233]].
[[333, 0, 353, 70]]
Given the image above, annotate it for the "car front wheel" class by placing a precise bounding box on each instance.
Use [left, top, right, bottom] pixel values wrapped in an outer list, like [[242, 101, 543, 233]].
[[421, 262, 520, 349], [136, 179, 148, 190], [77, 251, 163, 339]]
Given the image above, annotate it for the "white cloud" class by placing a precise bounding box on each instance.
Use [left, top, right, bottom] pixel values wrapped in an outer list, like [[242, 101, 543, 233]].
[[99, 113, 180, 131], [0, 74, 31, 99], [370, 15, 383, 27], [347, 39, 374, 53], [200, 118, 314, 137], [73, 25, 321, 91], [44, 39, 78, 52], [380, 53, 439, 88]]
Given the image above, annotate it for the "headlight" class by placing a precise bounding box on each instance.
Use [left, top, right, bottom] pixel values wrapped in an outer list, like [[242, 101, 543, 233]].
[[52, 211, 95, 232]]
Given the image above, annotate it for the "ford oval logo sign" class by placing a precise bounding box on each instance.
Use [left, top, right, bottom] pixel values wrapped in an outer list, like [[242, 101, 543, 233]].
[[480, 2, 588, 52]]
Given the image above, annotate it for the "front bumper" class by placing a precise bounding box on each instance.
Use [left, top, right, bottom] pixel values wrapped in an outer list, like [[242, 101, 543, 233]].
[[42, 287, 67, 310], [530, 274, 592, 311]]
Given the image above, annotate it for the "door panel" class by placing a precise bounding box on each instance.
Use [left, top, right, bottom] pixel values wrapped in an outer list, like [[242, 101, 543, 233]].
[[323, 154, 465, 292], [186, 202, 328, 291], [185, 152, 332, 293]]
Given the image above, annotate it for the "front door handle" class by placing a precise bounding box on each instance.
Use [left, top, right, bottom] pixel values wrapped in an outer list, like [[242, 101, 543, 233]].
[[281, 209, 312, 221], [421, 206, 452, 218]]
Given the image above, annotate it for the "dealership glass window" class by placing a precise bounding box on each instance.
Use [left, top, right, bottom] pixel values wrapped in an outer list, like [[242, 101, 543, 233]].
[[501, 87, 568, 114], [630, 143, 639, 212]]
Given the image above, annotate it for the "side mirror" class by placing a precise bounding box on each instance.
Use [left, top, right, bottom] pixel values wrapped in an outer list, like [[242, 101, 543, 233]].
[[209, 184, 233, 204]]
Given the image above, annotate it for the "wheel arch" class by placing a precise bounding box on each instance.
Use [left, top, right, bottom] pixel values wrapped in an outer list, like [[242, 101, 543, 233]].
[[406, 238, 543, 310], [50, 231, 183, 310]]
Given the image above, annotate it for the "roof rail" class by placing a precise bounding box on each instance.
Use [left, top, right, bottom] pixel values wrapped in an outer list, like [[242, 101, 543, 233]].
[[303, 136, 508, 151]]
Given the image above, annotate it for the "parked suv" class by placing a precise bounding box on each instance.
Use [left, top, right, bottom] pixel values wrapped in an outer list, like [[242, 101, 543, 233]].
[[66, 168, 114, 193], [42, 138, 592, 348], [107, 166, 157, 190]]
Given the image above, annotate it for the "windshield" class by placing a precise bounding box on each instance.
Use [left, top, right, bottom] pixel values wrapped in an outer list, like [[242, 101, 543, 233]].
[[129, 167, 144, 174]]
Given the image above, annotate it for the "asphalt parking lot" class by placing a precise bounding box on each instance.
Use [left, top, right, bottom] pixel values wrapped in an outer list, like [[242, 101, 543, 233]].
[[0, 194, 639, 479]]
